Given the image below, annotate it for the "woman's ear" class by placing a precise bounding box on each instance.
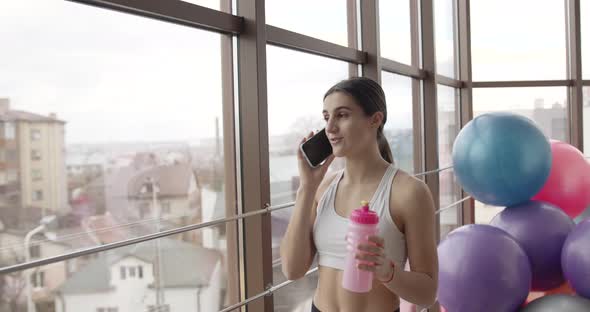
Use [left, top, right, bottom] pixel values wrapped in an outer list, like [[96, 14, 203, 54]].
[[370, 112, 384, 129]]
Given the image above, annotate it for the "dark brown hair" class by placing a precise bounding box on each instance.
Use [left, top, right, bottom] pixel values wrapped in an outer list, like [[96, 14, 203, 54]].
[[324, 77, 393, 163]]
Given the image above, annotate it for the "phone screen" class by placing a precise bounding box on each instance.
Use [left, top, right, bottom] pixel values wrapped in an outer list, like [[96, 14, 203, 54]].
[[300, 129, 333, 167]]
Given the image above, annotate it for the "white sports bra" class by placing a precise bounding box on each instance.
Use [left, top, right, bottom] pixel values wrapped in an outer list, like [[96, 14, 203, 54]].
[[313, 164, 407, 270]]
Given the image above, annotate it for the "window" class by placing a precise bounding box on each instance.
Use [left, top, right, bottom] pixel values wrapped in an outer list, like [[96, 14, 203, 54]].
[[267, 46, 348, 310], [32, 169, 42, 181], [435, 0, 457, 78], [438, 85, 461, 239], [381, 72, 415, 173], [129, 266, 136, 277], [583, 0, 589, 78], [6, 170, 17, 182], [6, 150, 17, 162], [266, 0, 348, 46], [31, 149, 41, 161], [473, 88, 567, 141], [31, 271, 45, 288], [97, 309, 105, 312], [473, 87, 567, 223], [138, 265, 143, 279], [120, 266, 126, 280], [30, 129, 41, 141], [30, 245, 41, 258], [471, 0, 566, 80], [4, 122, 15, 139], [161, 202, 171, 214], [107, 308, 118, 312], [32, 190, 43, 201], [380, 0, 412, 65]]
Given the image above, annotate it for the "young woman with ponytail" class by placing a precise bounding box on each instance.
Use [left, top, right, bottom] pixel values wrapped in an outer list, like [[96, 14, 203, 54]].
[[280, 77, 439, 312]]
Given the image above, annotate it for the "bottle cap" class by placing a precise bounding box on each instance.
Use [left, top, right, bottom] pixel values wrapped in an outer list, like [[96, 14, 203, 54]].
[[350, 200, 379, 224]]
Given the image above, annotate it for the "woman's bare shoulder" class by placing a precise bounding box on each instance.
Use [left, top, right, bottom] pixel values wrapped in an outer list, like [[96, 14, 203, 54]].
[[391, 169, 435, 213], [314, 170, 340, 203]]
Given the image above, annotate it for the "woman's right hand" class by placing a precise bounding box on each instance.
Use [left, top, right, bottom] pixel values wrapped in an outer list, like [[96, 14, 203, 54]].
[[297, 131, 335, 191]]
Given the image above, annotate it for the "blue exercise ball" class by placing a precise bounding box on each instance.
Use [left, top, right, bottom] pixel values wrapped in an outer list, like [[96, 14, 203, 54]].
[[452, 112, 551, 207]]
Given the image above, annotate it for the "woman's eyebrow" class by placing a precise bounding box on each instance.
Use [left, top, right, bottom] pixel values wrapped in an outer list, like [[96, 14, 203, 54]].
[[322, 106, 352, 114]]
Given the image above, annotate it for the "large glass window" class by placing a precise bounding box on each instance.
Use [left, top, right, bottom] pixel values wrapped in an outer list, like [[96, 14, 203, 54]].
[[471, 0, 566, 81], [381, 72, 414, 173], [266, 0, 348, 46], [473, 87, 567, 223], [583, 0, 589, 78], [0, 0, 237, 310], [17, 228, 229, 312], [267, 45, 348, 309], [437, 85, 460, 239], [435, 0, 457, 78], [379, 0, 412, 65]]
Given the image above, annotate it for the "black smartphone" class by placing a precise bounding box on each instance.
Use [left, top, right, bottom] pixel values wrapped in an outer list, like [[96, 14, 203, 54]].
[[300, 128, 333, 168]]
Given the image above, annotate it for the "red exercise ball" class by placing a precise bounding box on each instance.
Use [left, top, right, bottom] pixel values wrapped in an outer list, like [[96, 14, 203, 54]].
[[532, 140, 590, 218]]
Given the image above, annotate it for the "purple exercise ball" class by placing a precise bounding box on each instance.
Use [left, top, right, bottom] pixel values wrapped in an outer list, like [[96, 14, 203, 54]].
[[438, 224, 531, 312], [562, 219, 590, 299], [490, 200, 575, 291]]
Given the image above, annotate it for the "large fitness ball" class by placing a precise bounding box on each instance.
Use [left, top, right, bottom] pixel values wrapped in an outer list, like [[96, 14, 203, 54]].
[[452, 112, 551, 207], [438, 224, 531, 312], [490, 200, 574, 291], [562, 219, 590, 299], [532, 140, 590, 218], [520, 294, 590, 312]]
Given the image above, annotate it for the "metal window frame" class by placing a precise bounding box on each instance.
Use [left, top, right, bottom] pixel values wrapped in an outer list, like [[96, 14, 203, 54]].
[[566, 0, 583, 150], [266, 26, 366, 64], [8, 1, 589, 312], [68, 0, 243, 34], [420, 0, 441, 244], [457, 0, 475, 225], [235, 0, 273, 311], [220, 0, 241, 307]]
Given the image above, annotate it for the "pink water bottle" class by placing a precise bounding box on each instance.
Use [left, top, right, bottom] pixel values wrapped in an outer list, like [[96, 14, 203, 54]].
[[342, 200, 379, 293]]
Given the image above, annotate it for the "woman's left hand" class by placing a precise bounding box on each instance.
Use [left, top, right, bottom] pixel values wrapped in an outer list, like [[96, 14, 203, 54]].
[[355, 235, 393, 282]]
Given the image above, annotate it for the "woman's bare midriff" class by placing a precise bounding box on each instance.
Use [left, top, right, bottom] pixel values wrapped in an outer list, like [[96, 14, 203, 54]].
[[313, 266, 400, 312]]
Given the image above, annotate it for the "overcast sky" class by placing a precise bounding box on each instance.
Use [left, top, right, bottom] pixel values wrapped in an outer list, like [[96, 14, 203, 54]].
[[0, 0, 587, 144]]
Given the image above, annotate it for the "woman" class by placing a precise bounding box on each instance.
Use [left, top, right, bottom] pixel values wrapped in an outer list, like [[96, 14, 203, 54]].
[[280, 77, 438, 312]]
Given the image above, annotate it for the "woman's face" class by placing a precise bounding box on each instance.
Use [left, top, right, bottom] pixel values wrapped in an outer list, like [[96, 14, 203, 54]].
[[323, 92, 379, 158]]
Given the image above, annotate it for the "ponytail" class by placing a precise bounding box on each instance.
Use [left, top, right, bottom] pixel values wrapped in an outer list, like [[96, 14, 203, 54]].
[[377, 128, 394, 164]]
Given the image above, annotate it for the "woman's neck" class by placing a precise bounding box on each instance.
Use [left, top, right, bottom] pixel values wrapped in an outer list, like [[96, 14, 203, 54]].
[[343, 147, 390, 185]]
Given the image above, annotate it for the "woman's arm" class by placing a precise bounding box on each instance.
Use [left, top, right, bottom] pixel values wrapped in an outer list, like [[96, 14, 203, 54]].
[[356, 178, 438, 306], [382, 178, 438, 306], [280, 185, 319, 280], [280, 133, 335, 280]]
